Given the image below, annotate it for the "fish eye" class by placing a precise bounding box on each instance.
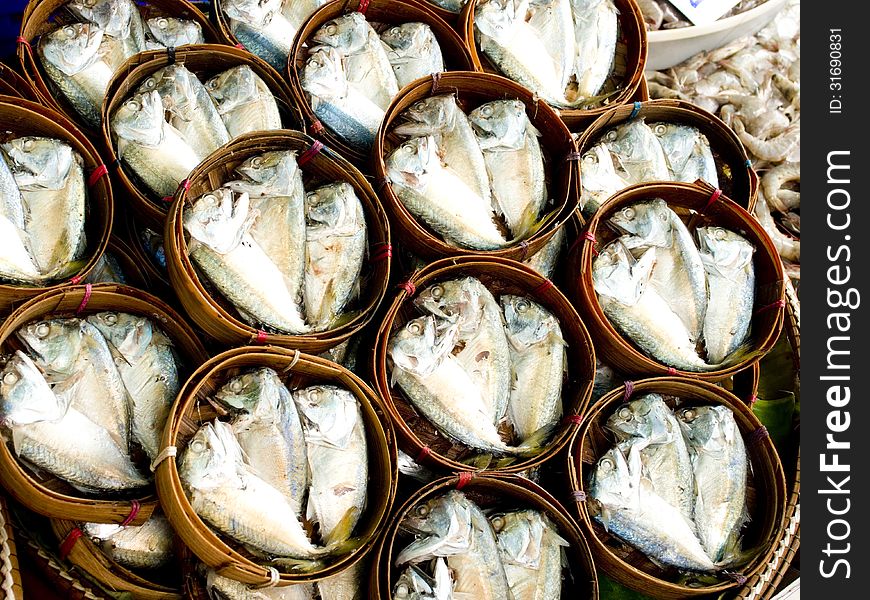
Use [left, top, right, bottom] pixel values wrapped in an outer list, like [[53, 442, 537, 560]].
[[600, 458, 614, 471], [208, 79, 219, 89], [143, 78, 157, 90], [516, 300, 529, 313], [390, 27, 401, 35], [395, 583, 409, 598], [103, 312, 118, 325], [604, 130, 617, 142], [480, 105, 492, 117], [621, 207, 635, 220], [35, 322, 51, 338], [22, 139, 34, 151], [617, 407, 631, 420], [63, 25, 77, 38], [715, 228, 727, 240], [653, 124, 667, 135], [430, 285, 444, 300], [228, 379, 243, 393], [490, 516, 505, 532], [415, 504, 429, 517], [3, 372, 18, 386], [402, 143, 414, 153], [309, 389, 321, 402], [190, 439, 205, 453], [125, 99, 140, 111], [583, 153, 597, 164], [156, 18, 169, 29], [84, 0, 96, 6], [407, 321, 422, 334], [202, 194, 217, 203], [680, 408, 696, 421], [326, 24, 337, 35], [251, 156, 263, 168]]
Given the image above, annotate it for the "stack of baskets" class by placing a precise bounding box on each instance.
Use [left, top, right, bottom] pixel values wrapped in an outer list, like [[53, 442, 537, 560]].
[[0, 1, 799, 598]]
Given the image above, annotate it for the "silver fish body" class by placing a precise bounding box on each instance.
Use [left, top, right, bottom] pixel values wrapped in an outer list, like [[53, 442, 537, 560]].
[[301, 47, 385, 151], [380, 23, 445, 89], [3, 137, 87, 279], [502, 295, 566, 442], [578, 143, 629, 216], [184, 187, 309, 333], [610, 199, 708, 343], [38, 23, 127, 127], [205, 566, 315, 600], [111, 90, 202, 198], [295, 385, 368, 545], [492, 510, 568, 600], [415, 277, 511, 424], [603, 119, 670, 184], [205, 65, 283, 138], [311, 12, 399, 111], [697, 227, 755, 364], [527, 0, 576, 95], [427, 0, 468, 12], [84, 251, 126, 284], [523, 225, 565, 278], [677, 405, 748, 563], [652, 122, 719, 186], [316, 548, 364, 600], [589, 443, 715, 572], [86, 312, 179, 461], [224, 0, 296, 70], [144, 17, 205, 50], [0, 151, 39, 282], [180, 420, 323, 558], [215, 368, 309, 515], [570, 0, 618, 102], [67, 0, 145, 58], [303, 182, 367, 331], [606, 393, 694, 522], [393, 558, 452, 600], [386, 136, 507, 250], [469, 100, 547, 240], [138, 64, 231, 159], [393, 95, 491, 206], [83, 514, 174, 569]]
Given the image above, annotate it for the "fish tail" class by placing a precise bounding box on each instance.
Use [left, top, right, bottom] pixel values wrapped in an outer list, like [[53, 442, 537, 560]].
[[324, 507, 364, 555], [511, 422, 556, 457]]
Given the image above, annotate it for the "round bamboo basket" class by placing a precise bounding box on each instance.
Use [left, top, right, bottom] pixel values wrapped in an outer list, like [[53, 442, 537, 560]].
[[0, 496, 23, 600], [566, 377, 788, 599], [575, 99, 760, 216], [0, 98, 113, 317], [459, 0, 648, 130], [371, 255, 596, 473], [0, 284, 209, 525], [154, 346, 398, 586], [567, 180, 785, 381], [417, 0, 464, 24], [84, 236, 153, 290], [372, 473, 599, 600], [49, 518, 182, 600], [0, 65, 39, 103], [372, 71, 578, 261], [286, 0, 477, 166], [17, 0, 225, 136], [101, 44, 302, 226], [164, 130, 391, 353]]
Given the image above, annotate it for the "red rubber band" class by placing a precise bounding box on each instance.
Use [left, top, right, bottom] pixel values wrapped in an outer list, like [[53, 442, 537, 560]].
[[571, 490, 587, 502], [69, 275, 82, 285], [533, 279, 553, 295], [370, 243, 392, 263], [667, 367, 677, 375], [702, 188, 723, 213], [755, 299, 786, 316], [748, 394, 758, 405], [358, 0, 371, 14], [310, 119, 324, 135], [563, 414, 583, 426], [565, 152, 582, 162], [749, 426, 769, 446], [430, 71, 442, 93], [398, 281, 416, 296], [87, 164, 108, 187], [416, 446, 431, 462], [298, 141, 324, 166], [583, 231, 599, 256], [255, 330, 268, 344], [75, 284, 93, 315], [623, 380, 635, 401], [456, 471, 473, 490], [59, 527, 83, 560], [16, 37, 30, 49], [120, 500, 141, 526], [234, 43, 244, 50]]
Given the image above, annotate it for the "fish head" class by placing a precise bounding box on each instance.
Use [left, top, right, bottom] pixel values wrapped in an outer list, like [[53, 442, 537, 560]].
[[146, 17, 204, 47], [393, 95, 460, 137], [312, 13, 369, 53], [0, 351, 66, 426], [222, 0, 281, 26], [388, 315, 457, 378], [38, 22, 103, 77], [468, 100, 530, 151], [676, 405, 738, 453], [414, 277, 486, 332], [111, 90, 167, 147], [393, 563, 436, 600], [183, 187, 256, 254], [501, 295, 562, 349], [139, 64, 199, 114], [605, 119, 658, 160], [581, 145, 625, 191], [205, 65, 260, 113], [236, 151, 300, 191], [696, 227, 755, 271], [16, 319, 85, 374], [386, 136, 437, 190], [294, 385, 359, 448], [400, 489, 470, 538], [2, 137, 75, 191], [474, 0, 521, 42], [301, 47, 348, 98], [305, 182, 357, 229], [380, 22, 430, 55], [608, 199, 672, 246], [86, 312, 153, 362], [178, 420, 243, 491], [605, 393, 677, 444], [491, 509, 546, 568], [588, 445, 641, 520], [591, 239, 656, 304], [215, 367, 280, 414], [67, 0, 137, 39]]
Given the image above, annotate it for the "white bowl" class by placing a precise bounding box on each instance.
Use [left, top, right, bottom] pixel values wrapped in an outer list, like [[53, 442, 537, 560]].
[[646, 0, 789, 70]]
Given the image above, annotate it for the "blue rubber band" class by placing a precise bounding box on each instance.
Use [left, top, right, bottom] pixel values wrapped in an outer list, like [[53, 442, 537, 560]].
[[745, 159, 753, 168], [628, 101, 642, 120]]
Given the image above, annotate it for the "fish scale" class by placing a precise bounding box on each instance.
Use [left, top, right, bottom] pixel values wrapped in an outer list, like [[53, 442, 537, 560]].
[[205, 66, 283, 139], [494, 510, 568, 600], [380, 23, 446, 89], [83, 515, 174, 569]]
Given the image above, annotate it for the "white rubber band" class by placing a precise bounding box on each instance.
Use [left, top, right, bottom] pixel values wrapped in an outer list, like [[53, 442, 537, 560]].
[[254, 567, 281, 589], [149, 446, 177, 472]]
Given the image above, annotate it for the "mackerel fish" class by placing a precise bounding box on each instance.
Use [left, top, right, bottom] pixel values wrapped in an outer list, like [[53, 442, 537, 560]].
[[386, 136, 507, 250], [144, 17, 205, 50], [491, 510, 568, 600], [570, 0, 618, 102], [602, 119, 670, 184], [523, 225, 565, 278], [83, 251, 127, 284], [677, 405, 749, 564], [83, 514, 174, 569], [316, 552, 364, 600], [393, 558, 453, 600], [652, 122, 719, 186], [215, 368, 309, 515], [205, 65, 283, 138], [528, 0, 576, 95], [415, 276, 511, 424], [0, 150, 39, 282], [67, 0, 146, 58], [205, 565, 315, 600], [469, 99, 547, 240], [578, 144, 628, 216], [380, 23, 445, 89], [223, 0, 297, 71]]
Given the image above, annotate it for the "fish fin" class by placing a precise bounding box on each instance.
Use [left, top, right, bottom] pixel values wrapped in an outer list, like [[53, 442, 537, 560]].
[[461, 454, 493, 470], [512, 423, 556, 457], [325, 506, 362, 552], [269, 557, 325, 573], [493, 456, 517, 469]]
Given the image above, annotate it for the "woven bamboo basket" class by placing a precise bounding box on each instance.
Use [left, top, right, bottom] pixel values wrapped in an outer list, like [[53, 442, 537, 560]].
[[164, 130, 391, 353], [0, 284, 209, 525], [371, 473, 599, 600], [286, 0, 477, 166], [575, 99, 760, 219], [154, 346, 398, 586], [566, 180, 785, 381], [371, 255, 595, 473], [121, 212, 175, 300], [0, 497, 22, 600], [17, 0, 225, 136], [84, 235, 153, 291], [49, 518, 182, 600], [417, 0, 464, 24], [372, 71, 578, 261], [0, 65, 39, 102], [0, 98, 113, 317], [101, 44, 302, 226], [459, 0, 647, 130], [566, 377, 788, 599]]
